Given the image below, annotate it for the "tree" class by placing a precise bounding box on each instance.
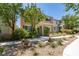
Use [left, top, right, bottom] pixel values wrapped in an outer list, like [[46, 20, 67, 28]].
[[64, 3, 79, 32], [23, 4, 47, 31], [0, 3, 22, 33], [61, 15, 79, 30], [64, 3, 79, 15]]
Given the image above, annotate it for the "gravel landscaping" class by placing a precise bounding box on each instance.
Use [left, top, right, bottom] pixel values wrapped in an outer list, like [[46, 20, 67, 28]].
[[0, 35, 76, 56]]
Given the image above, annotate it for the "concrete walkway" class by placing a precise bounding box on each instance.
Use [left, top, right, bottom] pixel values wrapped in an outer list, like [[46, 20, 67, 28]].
[[63, 35, 79, 56], [0, 35, 72, 46], [40, 35, 72, 39], [0, 41, 21, 46]]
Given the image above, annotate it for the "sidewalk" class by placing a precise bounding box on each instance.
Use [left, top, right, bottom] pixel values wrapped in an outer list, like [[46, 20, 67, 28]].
[[63, 35, 79, 56]]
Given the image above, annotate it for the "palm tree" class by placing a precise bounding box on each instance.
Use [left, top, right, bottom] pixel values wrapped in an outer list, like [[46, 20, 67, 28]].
[[24, 3, 47, 32]]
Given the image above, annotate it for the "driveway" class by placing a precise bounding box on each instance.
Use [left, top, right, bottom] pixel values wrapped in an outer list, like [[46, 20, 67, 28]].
[[63, 35, 79, 56]]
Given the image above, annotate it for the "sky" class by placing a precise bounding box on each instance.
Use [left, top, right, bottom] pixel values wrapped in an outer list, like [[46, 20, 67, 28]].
[[16, 3, 74, 27]]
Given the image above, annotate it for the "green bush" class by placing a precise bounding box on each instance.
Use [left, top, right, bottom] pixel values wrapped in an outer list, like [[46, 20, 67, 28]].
[[11, 29, 27, 40], [11, 28, 38, 40], [44, 27, 50, 36], [29, 30, 37, 38], [24, 30, 31, 38]]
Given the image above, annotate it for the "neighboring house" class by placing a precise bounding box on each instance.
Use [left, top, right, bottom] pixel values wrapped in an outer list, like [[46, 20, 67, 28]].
[[21, 17, 61, 36], [51, 19, 60, 32], [60, 21, 66, 30]]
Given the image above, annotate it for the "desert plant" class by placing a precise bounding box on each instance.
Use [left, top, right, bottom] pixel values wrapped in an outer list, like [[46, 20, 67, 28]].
[[57, 39, 63, 46], [0, 47, 4, 55], [31, 47, 39, 56], [46, 41, 50, 45], [33, 51, 39, 56], [30, 47, 35, 51], [50, 41, 58, 48], [62, 38, 67, 41], [21, 40, 32, 49], [49, 38, 63, 48], [38, 41, 46, 47], [48, 37, 52, 42]]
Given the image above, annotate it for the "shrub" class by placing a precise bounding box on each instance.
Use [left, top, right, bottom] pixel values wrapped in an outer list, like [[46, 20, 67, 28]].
[[49, 38, 63, 48], [57, 39, 63, 45], [24, 30, 31, 38], [46, 41, 50, 45], [66, 29, 73, 34], [0, 47, 4, 55], [29, 30, 37, 38], [50, 41, 58, 48], [61, 29, 73, 34], [30, 47, 35, 51], [33, 51, 39, 56], [11, 29, 27, 40], [44, 27, 50, 36], [73, 29, 79, 34], [48, 37, 52, 42], [38, 41, 46, 47]]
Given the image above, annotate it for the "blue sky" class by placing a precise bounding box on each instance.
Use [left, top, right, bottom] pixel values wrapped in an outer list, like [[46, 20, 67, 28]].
[[16, 3, 74, 27], [36, 3, 74, 19]]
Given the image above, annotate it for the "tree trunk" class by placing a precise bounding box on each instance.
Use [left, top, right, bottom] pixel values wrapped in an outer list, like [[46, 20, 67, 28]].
[[12, 21, 15, 33], [32, 17, 35, 31], [12, 17, 16, 33], [21, 17, 24, 29]]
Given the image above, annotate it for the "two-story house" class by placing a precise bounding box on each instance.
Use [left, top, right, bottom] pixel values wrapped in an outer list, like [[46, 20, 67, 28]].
[[21, 17, 61, 36]]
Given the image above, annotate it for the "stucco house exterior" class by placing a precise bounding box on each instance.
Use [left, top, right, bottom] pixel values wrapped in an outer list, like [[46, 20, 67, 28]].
[[21, 17, 61, 36]]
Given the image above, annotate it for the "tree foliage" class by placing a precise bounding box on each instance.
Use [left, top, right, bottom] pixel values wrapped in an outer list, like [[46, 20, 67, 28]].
[[0, 3, 22, 32], [23, 4, 47, 31], [64, 3, 79, 15], [63, 3, 79, 32], [61, 15, 79, 30]]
